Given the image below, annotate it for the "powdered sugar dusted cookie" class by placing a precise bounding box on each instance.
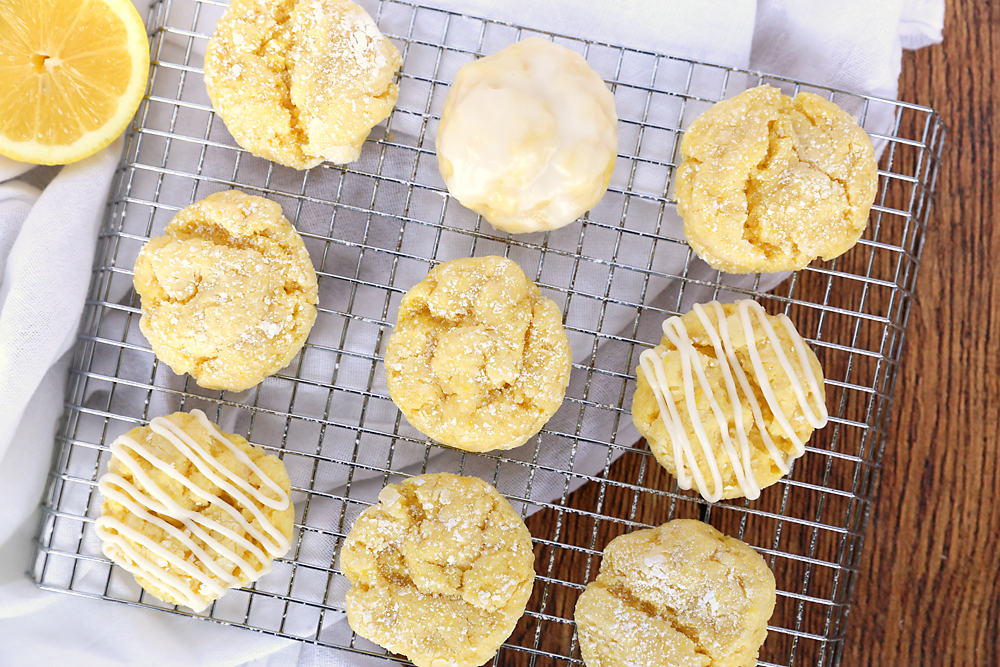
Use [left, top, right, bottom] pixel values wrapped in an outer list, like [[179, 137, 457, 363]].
[[204, 0, 401, 168], [133, 190, 318, 392], [384, 256, 572, 452], [574, 520, 776, 667], [95, 410, 294, 612], [676, 85, 878, 273], [342, 473, 535, 667]]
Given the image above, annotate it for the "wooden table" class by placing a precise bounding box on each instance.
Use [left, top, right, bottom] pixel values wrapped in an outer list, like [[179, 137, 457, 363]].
[[844, 1, 1000, 664], [519, 2, 998, 664]]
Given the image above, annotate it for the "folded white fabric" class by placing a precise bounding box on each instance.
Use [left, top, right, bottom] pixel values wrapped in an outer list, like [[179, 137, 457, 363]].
[[752, 0, 944, 100], [0, 1, 944, 666]]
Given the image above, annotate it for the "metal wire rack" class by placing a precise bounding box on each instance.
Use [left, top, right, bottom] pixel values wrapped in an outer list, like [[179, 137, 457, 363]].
[[29, 1, 945, 665]]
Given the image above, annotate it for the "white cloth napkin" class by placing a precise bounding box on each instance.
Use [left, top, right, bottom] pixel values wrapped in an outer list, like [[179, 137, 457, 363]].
[[0, 0, 944, 665]]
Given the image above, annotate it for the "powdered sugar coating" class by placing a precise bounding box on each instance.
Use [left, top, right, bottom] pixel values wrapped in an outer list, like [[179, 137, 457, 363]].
[[675, 85, 878, 274], [574, 520, 776, 667], [342, 473, 535, 667], [204, 0, 401, 169], [133, 190, 318, 391], [384, 256, 572, 452]]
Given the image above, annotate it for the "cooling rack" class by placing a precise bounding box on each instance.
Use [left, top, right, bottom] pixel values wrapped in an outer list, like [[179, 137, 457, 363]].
[[29, 1, 945, 666]]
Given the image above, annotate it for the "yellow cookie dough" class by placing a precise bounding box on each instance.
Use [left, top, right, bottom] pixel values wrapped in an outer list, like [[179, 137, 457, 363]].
[[675, 85, 878, 273], [436, 37, 618, 234], [204, 0, 402, 169], [574, 519, 776, 667], [341, 473, 535, 667], [95, 410, 294, 612], [632, 300, 827, 501], [133, 190, 318, 392], [384, 256, 572, 452]]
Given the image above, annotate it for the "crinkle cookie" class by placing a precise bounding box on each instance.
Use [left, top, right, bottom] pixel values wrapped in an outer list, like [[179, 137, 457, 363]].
[[204, 0, 401, 169], [133, 190, 318, 392], [675, 85, 878, 273], [384, 256, 572, 452], [436, 37, 618, 234], [632, 300, 827, 502], [95, 410, 294, 612], [341, 473, 535, 667], [574, 519, 776, 667]]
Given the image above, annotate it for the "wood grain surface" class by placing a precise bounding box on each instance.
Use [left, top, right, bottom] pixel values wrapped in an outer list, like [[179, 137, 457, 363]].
[[844, 1, 1000, 665], [513, 2, 999, 665]]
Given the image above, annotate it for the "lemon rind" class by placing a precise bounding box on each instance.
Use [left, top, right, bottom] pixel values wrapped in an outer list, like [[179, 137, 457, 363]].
[[0, 0, 150, 166]]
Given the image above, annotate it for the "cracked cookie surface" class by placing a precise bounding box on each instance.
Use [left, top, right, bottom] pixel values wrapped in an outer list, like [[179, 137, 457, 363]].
[[341, 473, 535, 667], [384, 256, 572, 452], [204, 0, 401, 169], [675, 85, 878, 274], [574, 519, 776, 667], [133, 190, 318, 391], [95, 410, 294, 612]]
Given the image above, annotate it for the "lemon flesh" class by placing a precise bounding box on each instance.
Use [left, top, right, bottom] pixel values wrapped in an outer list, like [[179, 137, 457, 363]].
[[0, 0, 149, 165]]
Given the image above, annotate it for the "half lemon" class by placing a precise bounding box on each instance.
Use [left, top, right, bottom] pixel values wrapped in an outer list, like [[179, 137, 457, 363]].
[[0, 0, 150, 165]]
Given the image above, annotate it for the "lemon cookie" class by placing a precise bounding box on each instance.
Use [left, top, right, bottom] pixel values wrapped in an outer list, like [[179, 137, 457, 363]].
[[574, 519, 776, 667], [133, 190, 318, 392], [384, 256, 572, 452], [204, 0, 401, 169], [632, 300, 827, 501], [675, 85, 878, 273], [436, 37, 618, 234], [342, 473, 535, 667], [95, 410, 294, 612]]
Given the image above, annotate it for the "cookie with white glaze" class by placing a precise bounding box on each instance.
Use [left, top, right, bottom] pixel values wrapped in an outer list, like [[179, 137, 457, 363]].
[[436, 37, 618, 234]]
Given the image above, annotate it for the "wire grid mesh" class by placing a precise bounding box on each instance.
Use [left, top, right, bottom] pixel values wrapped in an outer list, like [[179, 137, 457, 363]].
[[29, 1, 945, 665]]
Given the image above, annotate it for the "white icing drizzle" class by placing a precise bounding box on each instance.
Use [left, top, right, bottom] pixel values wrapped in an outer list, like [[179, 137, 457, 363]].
[[638, 300, 828, 502], [95, 410, 291, 612]]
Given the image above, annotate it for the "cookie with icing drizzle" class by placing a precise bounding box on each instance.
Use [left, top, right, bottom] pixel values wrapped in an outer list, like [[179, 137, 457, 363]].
[[631, 300, 828, 501], [574, 519, 776, 667], [204, 0, 402, 169], [95, 410, 294, 612]]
